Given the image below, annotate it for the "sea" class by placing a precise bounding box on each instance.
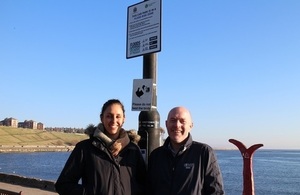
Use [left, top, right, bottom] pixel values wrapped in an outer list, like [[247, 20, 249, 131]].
[[0, 150, 299, 195]]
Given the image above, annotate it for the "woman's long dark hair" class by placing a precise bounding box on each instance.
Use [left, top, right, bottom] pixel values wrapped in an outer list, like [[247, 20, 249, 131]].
[[100, 99, 125, 118]]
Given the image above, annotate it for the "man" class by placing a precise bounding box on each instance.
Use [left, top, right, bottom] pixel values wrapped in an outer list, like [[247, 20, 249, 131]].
[[147, 106, 224, 195]]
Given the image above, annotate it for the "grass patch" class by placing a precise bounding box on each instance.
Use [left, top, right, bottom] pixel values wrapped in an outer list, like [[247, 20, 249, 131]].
[[0, 126, 88, 146]]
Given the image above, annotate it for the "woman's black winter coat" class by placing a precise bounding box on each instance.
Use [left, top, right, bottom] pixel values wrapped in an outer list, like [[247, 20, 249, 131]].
[[55, 137, 146, 195]]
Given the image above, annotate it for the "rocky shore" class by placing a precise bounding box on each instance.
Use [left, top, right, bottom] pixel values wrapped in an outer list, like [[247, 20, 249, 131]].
[[0, 145, 74, 153]]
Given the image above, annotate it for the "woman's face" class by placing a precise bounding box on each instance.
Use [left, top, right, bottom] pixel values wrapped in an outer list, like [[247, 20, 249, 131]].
[[101, 103, 125, 140]]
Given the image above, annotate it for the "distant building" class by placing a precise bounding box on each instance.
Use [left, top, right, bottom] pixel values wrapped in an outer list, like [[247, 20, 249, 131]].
[[19, 120, 37, 129], [37, 122, 44, 130], [18, 122, 24, 128], [0, 117, 18, 128]]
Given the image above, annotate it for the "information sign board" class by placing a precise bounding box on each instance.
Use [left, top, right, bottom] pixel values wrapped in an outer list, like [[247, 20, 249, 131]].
[[126, 0, 161, 59]]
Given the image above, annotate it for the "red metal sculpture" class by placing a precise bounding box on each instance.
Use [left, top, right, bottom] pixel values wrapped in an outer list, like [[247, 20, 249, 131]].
[[229, 139, 263, 195]]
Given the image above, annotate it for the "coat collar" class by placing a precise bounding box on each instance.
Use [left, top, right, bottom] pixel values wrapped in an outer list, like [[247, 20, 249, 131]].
[[163, 133, 193, 156]]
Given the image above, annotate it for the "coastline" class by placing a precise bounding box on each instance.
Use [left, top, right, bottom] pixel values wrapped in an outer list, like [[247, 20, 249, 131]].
[[0, 145, 74, 153]]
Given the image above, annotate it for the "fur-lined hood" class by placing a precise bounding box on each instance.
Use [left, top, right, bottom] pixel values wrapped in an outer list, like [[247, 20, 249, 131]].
[[84, 123, 141, 156], [85, 123, 141, 144]]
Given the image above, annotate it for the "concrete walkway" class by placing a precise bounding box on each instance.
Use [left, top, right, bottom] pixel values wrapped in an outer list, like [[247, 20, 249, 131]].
[[0, 182, 58, 195]]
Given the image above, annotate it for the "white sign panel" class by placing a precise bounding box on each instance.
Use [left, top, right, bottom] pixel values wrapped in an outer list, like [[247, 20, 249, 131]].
[[126, 0, 161, 59], [132, 79, 153, 111]]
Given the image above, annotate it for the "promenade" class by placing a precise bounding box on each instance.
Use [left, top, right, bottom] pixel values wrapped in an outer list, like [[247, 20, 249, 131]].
[[0, 181, 58, 195], [0, 173, 57, 195]]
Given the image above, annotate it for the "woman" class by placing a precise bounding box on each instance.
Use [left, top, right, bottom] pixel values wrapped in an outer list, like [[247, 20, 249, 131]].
[[55, 99, 146, 195]]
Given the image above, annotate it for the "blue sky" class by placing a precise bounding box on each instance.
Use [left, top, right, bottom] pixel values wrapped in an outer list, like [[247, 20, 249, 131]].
[[1, 0, 299, 149]]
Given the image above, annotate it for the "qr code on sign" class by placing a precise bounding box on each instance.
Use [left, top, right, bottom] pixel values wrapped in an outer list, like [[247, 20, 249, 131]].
[[130, 41, 140, 55]]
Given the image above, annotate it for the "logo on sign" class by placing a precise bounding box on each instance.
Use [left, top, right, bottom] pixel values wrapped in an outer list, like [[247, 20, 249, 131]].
[[135, 85, 150, 98]]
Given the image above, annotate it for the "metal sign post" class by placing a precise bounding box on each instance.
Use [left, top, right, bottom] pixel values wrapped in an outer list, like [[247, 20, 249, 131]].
[[127, 0, 162, 164], [138, 53, 161, 164]]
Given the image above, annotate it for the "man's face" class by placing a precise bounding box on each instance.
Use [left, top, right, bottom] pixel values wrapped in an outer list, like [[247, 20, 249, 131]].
[[165, 107, 193, 144]]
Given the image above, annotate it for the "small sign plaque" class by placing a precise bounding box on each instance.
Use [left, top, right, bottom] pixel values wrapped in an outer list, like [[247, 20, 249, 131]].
[[132, 79, 153, 111]]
